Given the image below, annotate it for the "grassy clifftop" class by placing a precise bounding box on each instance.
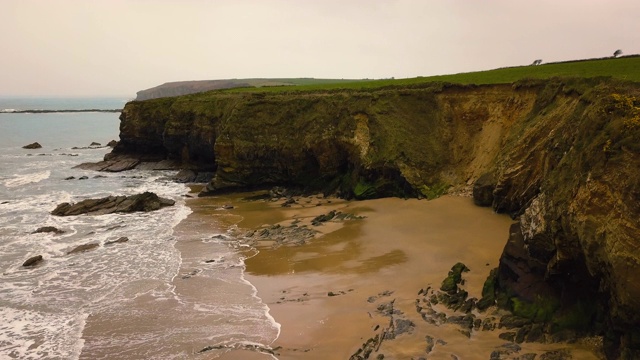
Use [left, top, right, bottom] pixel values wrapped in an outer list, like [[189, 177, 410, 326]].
[[216, 55, 640, 94]]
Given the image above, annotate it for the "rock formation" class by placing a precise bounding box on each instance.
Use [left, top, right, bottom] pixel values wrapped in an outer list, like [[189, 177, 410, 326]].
[[51, 192, 175, 216], [96, 78, 639, 358], [22, 142, 42, 149]]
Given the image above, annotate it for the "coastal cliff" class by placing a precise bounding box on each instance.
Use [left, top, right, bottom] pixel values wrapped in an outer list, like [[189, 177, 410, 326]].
[[108, 78, 639, 358]]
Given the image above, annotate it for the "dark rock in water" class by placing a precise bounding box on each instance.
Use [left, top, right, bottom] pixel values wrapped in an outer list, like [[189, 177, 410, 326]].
[[32, 226, 65, 235], [107, 140, 118, 147], [104, 236, 129, 245], [173, 169, 197, 183], [93, 175, 106, 179], [64, 176, 75, 180], [78, 176, 89, 180], [90, 142, 101, 146], [51, 191, 175, 216], [23, 142, 42, 149], [74, 155, 141, 172], [67, 242, 99, 254], [473, 172, 496, 207], [22, 255, 43, 267]]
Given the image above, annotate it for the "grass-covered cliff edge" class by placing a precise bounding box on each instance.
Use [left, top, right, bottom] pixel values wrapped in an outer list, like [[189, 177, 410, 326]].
[[102, 59, 640, 359]]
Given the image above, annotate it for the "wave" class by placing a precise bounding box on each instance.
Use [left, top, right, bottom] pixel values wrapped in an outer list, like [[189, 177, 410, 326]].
[[3, 170, 51, 188]]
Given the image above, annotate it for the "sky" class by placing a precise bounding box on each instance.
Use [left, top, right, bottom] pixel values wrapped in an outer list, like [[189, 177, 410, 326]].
[[1, 0, 639, 97]]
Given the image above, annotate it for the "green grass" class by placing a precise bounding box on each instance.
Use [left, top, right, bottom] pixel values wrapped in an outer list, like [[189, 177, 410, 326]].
[[220, 56, 640, 94]]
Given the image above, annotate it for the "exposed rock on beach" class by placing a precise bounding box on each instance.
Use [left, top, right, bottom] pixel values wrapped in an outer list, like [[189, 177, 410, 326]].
[[51, 191, 175, 216]]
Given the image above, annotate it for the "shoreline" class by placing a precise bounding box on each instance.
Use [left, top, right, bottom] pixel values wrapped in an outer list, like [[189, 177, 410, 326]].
[[209, 191, 603, 359]]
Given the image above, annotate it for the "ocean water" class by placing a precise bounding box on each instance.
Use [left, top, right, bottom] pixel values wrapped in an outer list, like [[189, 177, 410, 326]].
[[0, 98, 278, 359]]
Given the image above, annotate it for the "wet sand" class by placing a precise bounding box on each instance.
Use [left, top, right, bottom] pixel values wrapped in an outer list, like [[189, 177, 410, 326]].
[[235, 194, 602, 359], [79, 190, 603, 359]]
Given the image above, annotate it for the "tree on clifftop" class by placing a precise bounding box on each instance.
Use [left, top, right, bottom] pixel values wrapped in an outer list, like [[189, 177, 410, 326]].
[[614, 49, 623, 57]]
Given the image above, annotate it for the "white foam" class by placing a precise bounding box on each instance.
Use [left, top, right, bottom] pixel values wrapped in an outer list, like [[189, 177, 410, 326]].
[[3, 170, 51, 188], [0, 307, 87, 360]]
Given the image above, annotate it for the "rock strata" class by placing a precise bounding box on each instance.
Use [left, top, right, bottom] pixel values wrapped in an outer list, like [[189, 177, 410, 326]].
[[51, 192, 175, 216]]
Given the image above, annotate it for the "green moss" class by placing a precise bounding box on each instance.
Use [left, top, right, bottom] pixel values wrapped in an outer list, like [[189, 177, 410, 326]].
[[353, 181, 377, 199], [440, 262, 469, 293], [510, 296, 560, 323], [419, 182, 450, 200], [551, 299, 597, 331]]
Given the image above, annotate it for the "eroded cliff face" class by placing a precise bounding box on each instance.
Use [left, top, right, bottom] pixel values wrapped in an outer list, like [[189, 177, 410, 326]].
[[111, 79, 640, 358]]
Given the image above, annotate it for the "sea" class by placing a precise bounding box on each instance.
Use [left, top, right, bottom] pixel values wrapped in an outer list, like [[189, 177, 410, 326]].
[[0, 98, 279, 359]]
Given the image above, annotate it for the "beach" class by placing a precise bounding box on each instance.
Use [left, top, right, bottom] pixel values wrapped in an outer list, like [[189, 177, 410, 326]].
[[178, 190, 602, 359]]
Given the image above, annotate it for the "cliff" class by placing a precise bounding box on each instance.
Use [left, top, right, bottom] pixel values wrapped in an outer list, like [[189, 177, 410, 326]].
[[107, 78, 639, 358]]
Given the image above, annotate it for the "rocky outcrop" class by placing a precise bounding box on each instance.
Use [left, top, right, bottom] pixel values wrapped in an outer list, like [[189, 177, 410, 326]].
[[104, 78, 639, 358], [51, 192, 175, 216], [22, 142, 42, 149], [32, 226, 64, 234], [22, 255, 43, 267], [67, 243, 99, 254], [470, 85, 640, 358]]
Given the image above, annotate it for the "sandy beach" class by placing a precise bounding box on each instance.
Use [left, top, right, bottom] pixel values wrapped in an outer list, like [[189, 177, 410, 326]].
[[188, 191, 602, 359], [78, 188, 603, 359]]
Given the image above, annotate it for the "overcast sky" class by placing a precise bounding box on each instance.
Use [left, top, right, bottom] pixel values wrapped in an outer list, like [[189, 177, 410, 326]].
[[1, 0, 639, 97]]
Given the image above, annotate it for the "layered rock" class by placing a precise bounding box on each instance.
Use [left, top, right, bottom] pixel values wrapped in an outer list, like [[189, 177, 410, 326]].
[[101, 78, 639, 358], [51, 192, 175, 216]]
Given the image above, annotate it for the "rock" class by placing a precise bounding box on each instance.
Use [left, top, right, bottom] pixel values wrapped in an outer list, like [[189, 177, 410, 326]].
[[74, 155, 141, 172], [78, 176, 89, 180], [473, 172, 496, 207], [67, 243, 99, 254], [499, 315, 532, 329], [281, 197, 296, 207], [51, 192, 175, 216], [64, 176, 75, 180], [393, 318, 415, 336], [539, 349, 571, 360], [311, 210, 337, 226], [90, 142, 101, 147], [104, 236, 129, 245], [440, 262, 469, 294], [172, 169, 197, 183], [107, 140, 118, 147], [22, 255, 43, 267], [32, 226, 64, 234], [22, 142, 42, 149]]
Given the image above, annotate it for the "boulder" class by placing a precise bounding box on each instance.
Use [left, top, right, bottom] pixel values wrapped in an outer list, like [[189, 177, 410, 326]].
[[107, 140, 118, 147], [473, 172, 496, 207], [51, 192, 175, 216], [90, 142, 101, 146], [67, 243, 99, 254], [22, 142, 42, 149], [22, 255, 43, 267], [105, 236, 129, 245], [32, 226, 64, 235]]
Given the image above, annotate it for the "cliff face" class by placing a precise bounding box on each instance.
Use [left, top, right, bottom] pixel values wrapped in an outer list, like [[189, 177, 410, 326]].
[[111, 79, 640, 358]]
